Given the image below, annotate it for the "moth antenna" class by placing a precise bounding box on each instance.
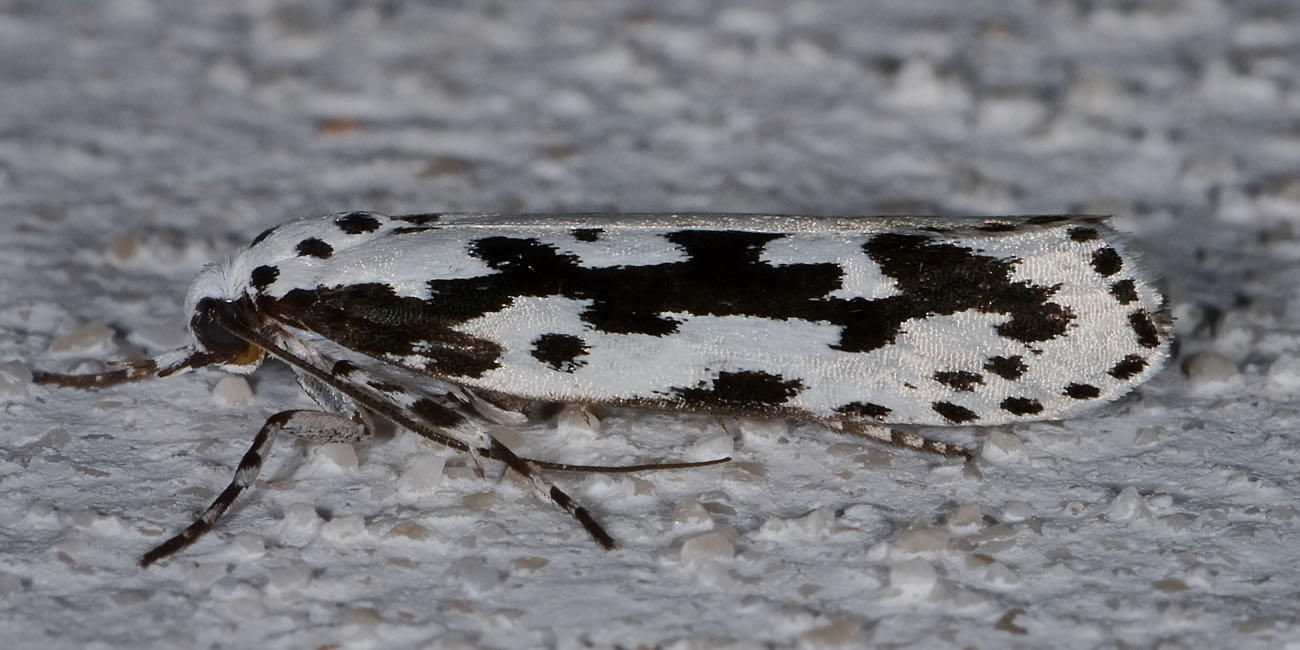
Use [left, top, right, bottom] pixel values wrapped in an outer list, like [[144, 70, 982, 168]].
[[33, 348, 228, 389], [33, 360, 158, 389], [535, 457, 731, 473], [502, 445, 616, 550]]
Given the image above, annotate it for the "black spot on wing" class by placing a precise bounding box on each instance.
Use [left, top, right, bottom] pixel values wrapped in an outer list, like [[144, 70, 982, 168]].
[[835, 401, 892, 420], [296, 237, 334, 259], [1091, 247, 1122, 276], [932, 401, 979, 424], [1129, 310, 1162, 349], [1067, 226, 1098, 242], [1000, 396, 1044, 416], [934, 370, 984, 392], [1064, 383, 1101, 399], [262, 283, 503, 379], [336, 212, 381, 234], [984, 355, 1027, 381], [1109, 279, 1138, 305], [845, 234, 1074, 351], [250, 226, 277, 246], [977, 222, 1019, 232], [426, 231, 841, 338], [393, 226, 438, 235], [250, 265, 279, 291], [1027, 216, 1070, 225], [395, 213, 442, 224], [571, 228, 603, 242], [414, 228, 1072, 354], [530, 333, 589, 372], [587, 310, 679, 336], [439, 237, 675, 333], [473, 236, 583, 275], [670, 370, 803, 409], [1108, 354, 1148, 380]]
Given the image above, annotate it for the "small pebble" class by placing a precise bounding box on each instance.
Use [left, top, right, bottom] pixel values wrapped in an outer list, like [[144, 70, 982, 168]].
[[461, 492, 496, 510], [555, 404, 602, 438], [313, 442, 358, 470], [510, 556, 549, 573], [690, 433, 734, 461], [680, 531, 736, 565], [49, 323, 115, 353], [1186, 352, 1238, 385], [1265, 354, 1300, 391], [947, 503, 983, 530], [800, 618, 866, 647], [1000, 501, 1033, 522], [671, 499, 712, 527], [735, 417, 787, 442], [278, 504, 322, 547], [1133, 426, 1162, 447], [387, 521, 431, 541], [0, 360, 33, 396], [1104, 486, 1149, 523], [344, 607, 382, 628], [893, 525, 951, 553], [980, 429, 1021, 461], [452, 557, 503, 594], [399, 454, 445, 493], [889, 558, 938, 599], [320, 515, 365, 542], [211, 376, 252, 407]]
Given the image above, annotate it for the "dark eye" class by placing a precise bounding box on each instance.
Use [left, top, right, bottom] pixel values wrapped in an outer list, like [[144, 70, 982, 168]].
[[190, 298, 252, 358]]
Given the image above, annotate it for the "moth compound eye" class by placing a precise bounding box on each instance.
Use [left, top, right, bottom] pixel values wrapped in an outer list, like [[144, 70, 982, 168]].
[[191, 297, 259, 364]]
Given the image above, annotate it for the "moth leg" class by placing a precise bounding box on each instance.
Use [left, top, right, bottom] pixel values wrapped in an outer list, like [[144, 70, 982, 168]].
[[277, 409, 371, 444], [139, 409, 364, 567], [487, 437, 618, 551], [836, 421, 974, 461], [398, 393, 618, 550], [407, 390, 491, 478], [222, 330, 617, 549]]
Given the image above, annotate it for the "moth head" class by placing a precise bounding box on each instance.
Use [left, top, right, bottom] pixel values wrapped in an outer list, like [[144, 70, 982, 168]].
[[189, 297, 265, 372], [183, 261, 265, 372]]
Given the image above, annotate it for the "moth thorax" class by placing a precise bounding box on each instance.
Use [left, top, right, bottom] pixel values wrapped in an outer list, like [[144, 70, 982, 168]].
[[191, 297, 263, 368]]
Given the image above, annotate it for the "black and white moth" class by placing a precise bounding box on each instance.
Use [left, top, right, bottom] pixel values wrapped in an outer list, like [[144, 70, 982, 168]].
[[34, 211, 1172, 565]]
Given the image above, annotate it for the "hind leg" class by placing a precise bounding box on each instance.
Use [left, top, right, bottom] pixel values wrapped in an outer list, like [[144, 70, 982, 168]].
[[836, 420, 974, 461]]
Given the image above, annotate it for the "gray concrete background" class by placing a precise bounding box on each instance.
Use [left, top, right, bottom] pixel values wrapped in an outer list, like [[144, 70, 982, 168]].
[[3, 1, 1299, 648]]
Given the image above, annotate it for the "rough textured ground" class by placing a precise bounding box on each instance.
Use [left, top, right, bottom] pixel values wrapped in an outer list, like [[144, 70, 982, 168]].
[[2, 1, 1299, 648]]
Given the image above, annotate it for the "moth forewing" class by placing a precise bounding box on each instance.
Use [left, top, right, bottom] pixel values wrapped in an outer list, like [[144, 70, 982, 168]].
[[32, 211, 1172, 565]]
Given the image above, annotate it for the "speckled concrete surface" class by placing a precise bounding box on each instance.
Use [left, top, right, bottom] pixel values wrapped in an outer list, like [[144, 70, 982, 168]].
[[3, 1, 1300, 648]]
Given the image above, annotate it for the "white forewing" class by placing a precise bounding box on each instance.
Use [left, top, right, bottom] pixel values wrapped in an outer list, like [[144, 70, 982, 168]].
[[220, 212, 1170, 426]]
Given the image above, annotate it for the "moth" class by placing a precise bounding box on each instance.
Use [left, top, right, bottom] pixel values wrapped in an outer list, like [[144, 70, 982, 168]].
[[34, 211, 1172, 565]]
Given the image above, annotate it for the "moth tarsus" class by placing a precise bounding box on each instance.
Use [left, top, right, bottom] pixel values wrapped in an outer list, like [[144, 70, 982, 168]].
[[836, 421, 975, 461], [34, 211, 1171, 564]]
